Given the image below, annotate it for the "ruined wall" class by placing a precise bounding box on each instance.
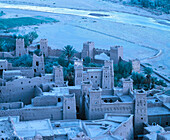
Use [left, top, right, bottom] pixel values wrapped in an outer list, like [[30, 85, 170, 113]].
[[148, 114, 170, 127], [112, 115, 134, 140], [94, 48, 110, 56], [0, 106, 62, 121], [89, 102, 134, 120], [0, 52, 14, 58], [32, 96, 58, 107], [48, 47, 63, 57], [0, 75, 53, 104], [0, 102, 23, 110]]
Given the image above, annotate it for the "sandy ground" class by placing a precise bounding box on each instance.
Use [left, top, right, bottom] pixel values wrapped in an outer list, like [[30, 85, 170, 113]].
[[0, 0, 169, 79], [0, 0, 170, 20]]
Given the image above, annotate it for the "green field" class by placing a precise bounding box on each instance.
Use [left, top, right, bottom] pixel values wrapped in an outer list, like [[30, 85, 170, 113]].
[[0, 16, 59, 30]]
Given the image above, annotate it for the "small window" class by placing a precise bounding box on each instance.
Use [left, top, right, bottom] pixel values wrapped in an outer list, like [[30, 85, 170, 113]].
[[166, 122, 169, 125], [42, 68, 44, 70], [34, 69, 36, 72], [36, 61, 39, 66], [95, 76, 97, 78], [22, 88, 24, 90], [68, 106, 70, 109], [29, 81, 31, 83], [91, 76, 93, 78], [141, 117, 143, 120], [58, 98, 61, 102], [21, 82, 23, 84]]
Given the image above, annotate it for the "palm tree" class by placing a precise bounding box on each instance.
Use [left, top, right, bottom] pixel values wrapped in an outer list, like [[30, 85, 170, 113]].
[[63, 45, 76, 65], [144, 67, 153, 90]]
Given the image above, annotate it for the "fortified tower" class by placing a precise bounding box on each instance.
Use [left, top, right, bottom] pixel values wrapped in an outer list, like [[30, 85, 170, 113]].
[[81, 81, 92, 119], [63, 94, 76, 120], [32, 54, 45, 76], [53, 66, 64, 87], [110, 46, 123, 64], [40, 39, 48, 57], [122, 78, 133, 95], [134, 90, 148, 136], [102, 60, 114, 89], [102, 66, 111, 89], [16, 38, 26, 57], [81, 42, 94, 60], [130, 59, 140, 73], [88, 87, 102, 120], [74, 60, 83, 86]]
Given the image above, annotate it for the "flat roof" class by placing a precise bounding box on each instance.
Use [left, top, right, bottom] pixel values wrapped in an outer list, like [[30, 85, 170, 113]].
[[43, 87, 70, 96], [144, 125, 165, 133], [84, 120, 120, 138], [148, 107, 170, 115], [3, 70, 21, 74], [0, 116, 19, 123], [87, 69, 102, 72], [13, 119, 53, 138], [105, 115, 129, 123], [52, 120, 82, 138], [119, 95, 133, 102]]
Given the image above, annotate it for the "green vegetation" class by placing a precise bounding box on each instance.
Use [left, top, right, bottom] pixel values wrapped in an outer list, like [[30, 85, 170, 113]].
[[44, 45, 76, 86], [45, 57, 59, 74], [114, 61, 132, 86], [83, 57, 102, 67], [63, 45, 76, 66], [2, 55, 32, 67], [0, 31, 38, 52], [0, 37, 15, 52], [16, 31, 38, 47], [131, 67, 167, 90], [0, 16, 59, 30], [131, 72, 146, 89], [0, 11, 5, 17], [130, 0, 170, 14], [13, 55, 32, 67]]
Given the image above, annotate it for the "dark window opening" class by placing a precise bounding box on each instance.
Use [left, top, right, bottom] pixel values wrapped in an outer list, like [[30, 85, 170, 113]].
[[68, 106, 70, 109], [166, 122, 169, 125], [58, 98, 61, 102], [76, 106, 79, 113], [141, 117, 143, 120], [34, 69, 36, 72], [36, 61, 39, 66]]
